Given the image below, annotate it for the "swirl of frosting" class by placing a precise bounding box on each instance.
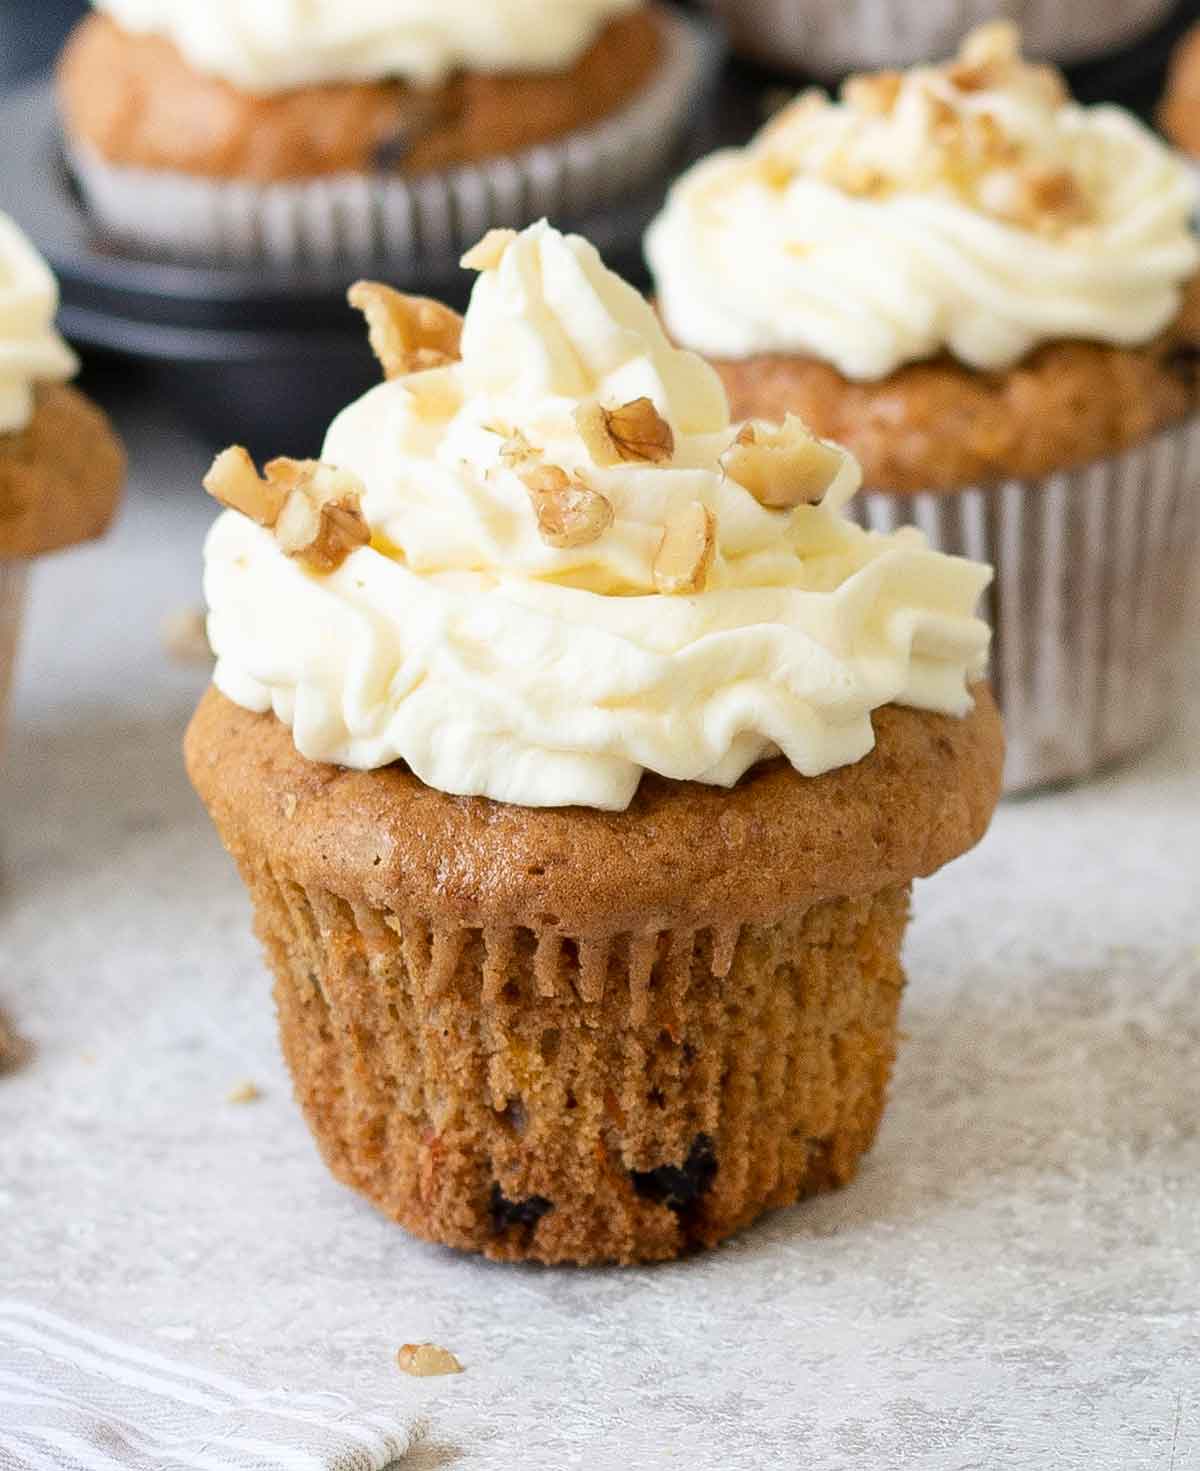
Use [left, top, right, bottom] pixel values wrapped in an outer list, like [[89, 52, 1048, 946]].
[[646, 22, 1200, 380], [92, 0, 641, 91], [0, 216, 78, 436], [204, 221, 990, 810]]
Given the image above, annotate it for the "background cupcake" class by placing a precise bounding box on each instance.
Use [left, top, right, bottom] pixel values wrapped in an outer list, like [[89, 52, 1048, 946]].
[[647, 23, 1200, 792], [56, 0, 712, 264], [186, 221, 1001, 1265], [1161, 24, 1200, 166], [0, 212, 124, 757], [707, 0, 1176, 79]]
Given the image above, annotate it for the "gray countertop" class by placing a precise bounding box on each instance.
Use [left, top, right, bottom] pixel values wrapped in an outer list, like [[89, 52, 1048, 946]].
[[2, 386, 1199, 1470]]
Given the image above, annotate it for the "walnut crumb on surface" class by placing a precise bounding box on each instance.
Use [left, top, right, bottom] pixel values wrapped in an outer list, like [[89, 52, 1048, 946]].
[[397, 1343, 463, 1378], [226, 1081, 262, 1105], [347, 280, 463, 378], [460, 229, 516, 271], [723, 417, 845, 509], [161, 607, 212, 666], [519, 465, 614, 549]]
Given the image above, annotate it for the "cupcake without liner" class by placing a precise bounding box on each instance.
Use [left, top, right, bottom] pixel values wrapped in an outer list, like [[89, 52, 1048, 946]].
[[708, 0, 1174, 79], [0, 214, 124, 760], [57, 1, 712, 265], [646, 22, 1200, 793], [186, 221, 1002, 1265]]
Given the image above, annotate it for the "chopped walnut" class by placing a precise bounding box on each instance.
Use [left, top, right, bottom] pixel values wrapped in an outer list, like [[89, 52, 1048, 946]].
[[653, 502, 716, 596], [460, 228, 517, 272], [203, 448, 371, 575], [959, 19, 1021, 68], [574, 398, 674, 467], [979, 163, 1090, 233], [347, 281, 463, 379], [203, 446, 286, 527], [723, 418, 846, 510], [520, 464, 614, 549], [267, 459, 372, 574], [842, 71, 902, 116], [397, 1343, 464, 1378]]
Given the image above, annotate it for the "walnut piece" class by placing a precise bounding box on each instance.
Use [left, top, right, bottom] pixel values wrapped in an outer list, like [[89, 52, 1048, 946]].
[[520, 464, 614, 549], [347, 281, 463, 379], [203, 445, 286, 527], [979, 163, 1089, 232], [460, 228, 517, 272], [397, 1343, 464, 1378], [842, 71, 902, 116], [959, 19, 1021, 69], [653, 502, 716, 595], [203, 448, 371, 575], [723, 417, 845, 509], [574, 398, 675, 467]]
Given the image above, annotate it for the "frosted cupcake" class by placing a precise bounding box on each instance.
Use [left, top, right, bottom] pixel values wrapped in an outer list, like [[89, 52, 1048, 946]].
[[647, 23, 1200, 792], [0, 214, 124, 757], [56, 0, 710, 264], [186, 221, 1002, 1265]]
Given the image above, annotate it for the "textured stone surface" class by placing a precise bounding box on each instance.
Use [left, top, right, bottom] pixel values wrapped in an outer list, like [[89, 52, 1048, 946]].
[[1, 391, 1198, 1468]]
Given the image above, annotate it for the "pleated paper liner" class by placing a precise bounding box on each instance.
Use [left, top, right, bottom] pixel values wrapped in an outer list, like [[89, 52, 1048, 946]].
[[257, 871, 910, 1265], [844, 416, 1200, 792], [66, 6, 714, 267], [0, 561, 27, 760], [707, 0, 1175, 78]]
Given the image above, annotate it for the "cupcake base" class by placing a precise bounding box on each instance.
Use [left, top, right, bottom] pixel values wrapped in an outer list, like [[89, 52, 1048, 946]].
[[261, 876, 908, 1265]]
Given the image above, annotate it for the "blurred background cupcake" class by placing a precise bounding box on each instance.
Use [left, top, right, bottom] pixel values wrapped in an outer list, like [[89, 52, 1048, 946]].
[[0, 211, 124, 759], [1161, 24, 1200, 166], [646, 22, 1200, 793], [706, 0, 1177, 79], [55, 0, 712, 264]]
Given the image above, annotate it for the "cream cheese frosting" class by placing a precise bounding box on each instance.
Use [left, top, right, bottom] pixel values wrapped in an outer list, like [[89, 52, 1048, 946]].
[[92, 0, 641, 91], [645, 22, 1200, 380], [204, 221, 991, 811], [0, 216, 78, 436]]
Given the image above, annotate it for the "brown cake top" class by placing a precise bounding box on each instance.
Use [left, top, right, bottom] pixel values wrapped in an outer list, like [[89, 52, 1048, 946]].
[[186, 682, 1003, 936], [0, 385, 125, 561]]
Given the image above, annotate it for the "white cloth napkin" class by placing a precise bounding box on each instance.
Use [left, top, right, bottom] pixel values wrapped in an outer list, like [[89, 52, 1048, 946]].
[[0, 1302, 421, 1471]]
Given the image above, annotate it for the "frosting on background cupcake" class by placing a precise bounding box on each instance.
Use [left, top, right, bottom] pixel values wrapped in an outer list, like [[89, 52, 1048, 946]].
[[0, 216, 78, 435], [646, 23, 1200, 380], [204, 222, 990, 810], [90, 0, 643, 90]]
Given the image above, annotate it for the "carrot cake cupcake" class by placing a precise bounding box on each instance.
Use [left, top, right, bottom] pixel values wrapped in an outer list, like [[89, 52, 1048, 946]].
[[57, 0, 710, 263], [186, 221, 1002, 1265], [1161, 24, 1200, 164], [0, 213, 124, 756], [646, 22, 1200, 791]]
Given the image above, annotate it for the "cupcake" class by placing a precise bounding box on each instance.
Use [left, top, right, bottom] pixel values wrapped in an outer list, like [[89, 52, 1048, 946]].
[[1161, 25, 1200, 167], [646, 22, 1200, 793], [0, 213, 124, 757], [707, 0, 1175, 79], [56, 0, 711, 265], [185, 221, 1001, 1265]]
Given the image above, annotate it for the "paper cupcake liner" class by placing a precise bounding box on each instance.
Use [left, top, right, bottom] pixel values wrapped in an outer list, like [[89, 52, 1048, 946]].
[[66, 7, 713, 267], [0, 560, 28, 761], [843, 417, 1200, 793], [708, 0, 1175, 77], [254, 869, 908, 1264]]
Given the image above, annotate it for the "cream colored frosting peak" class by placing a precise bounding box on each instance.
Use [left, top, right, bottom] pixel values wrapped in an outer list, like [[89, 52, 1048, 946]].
[[92, 0, 641, 90], [204, 222, 991, 810], [0, 215, 78, 436], [646, 23, 1200, 379]]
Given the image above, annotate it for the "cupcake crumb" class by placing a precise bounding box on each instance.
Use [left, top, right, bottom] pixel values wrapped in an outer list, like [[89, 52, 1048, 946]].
[[0, 1012, 29, 1074], [161, 606, 213, 665], [227, 1080, 262, 1105], [396, 1343, 463, 1378]]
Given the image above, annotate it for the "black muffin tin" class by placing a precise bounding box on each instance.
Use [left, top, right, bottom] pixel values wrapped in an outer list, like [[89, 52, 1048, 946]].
[[0, 1, 1194, 456]]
